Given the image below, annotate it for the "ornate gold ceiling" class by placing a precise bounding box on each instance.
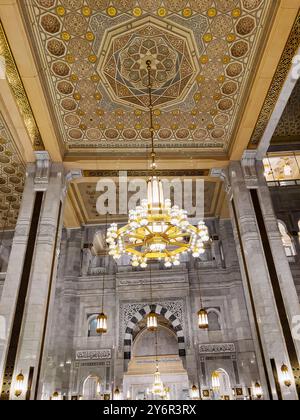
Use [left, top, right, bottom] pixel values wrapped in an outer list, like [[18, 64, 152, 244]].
[[272, 79, 300, 145], [0, 112, 25, 229], [68, 174, 224, 226], [19, 0, 275, 159]]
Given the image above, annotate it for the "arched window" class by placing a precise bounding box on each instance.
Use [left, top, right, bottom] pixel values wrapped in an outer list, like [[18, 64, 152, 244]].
[[88, 316, 98, 337], [278, 221, 296, 257], [207, 310, 221, 331]]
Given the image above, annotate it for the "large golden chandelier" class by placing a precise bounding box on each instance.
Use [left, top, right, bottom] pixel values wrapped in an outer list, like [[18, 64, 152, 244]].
[[107, 61, 209, 268]]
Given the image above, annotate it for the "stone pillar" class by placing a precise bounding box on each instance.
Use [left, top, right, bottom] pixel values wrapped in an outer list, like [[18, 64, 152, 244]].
[[224, 153, 300, 400], [0, 152, 65, 400]]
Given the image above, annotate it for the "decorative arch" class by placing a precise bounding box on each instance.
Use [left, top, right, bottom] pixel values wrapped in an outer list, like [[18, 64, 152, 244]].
[[207, 308, 222, 331], [82, 374, 100, 400], [123, 304, 186, 362], [87, 314, 99, 337]]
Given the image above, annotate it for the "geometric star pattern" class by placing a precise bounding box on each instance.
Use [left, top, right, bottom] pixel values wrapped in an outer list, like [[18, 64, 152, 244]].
[[21, 0, 274, 157]]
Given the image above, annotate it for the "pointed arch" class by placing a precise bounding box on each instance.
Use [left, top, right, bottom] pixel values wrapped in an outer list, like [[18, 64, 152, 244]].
[[123, 303, 186, 363]]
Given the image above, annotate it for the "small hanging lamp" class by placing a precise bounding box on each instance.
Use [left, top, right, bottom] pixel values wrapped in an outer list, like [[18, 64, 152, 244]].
[[15, 371, 25, 397], [197, 267, 208, 330], [147, 264, 158, 332], [52, 391, 60, 400], [253, 381, 263, 399], [281, 364, 292, 387], [97, 212, 109, 335], [191, 384, 199, 400], [114, 387, 121, 400], [198, 308, 209, 330]]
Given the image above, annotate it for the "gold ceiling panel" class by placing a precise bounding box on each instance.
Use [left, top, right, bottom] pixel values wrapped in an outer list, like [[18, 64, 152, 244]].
[[68, 174, 223, 226], [272, 79, 300, 145], [249, 10, 300, 149], [0, 112, 25, 229], [20, 0, 276, 158]]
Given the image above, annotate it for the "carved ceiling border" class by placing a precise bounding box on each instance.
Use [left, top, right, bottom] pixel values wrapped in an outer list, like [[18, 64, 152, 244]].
[[248, 10, 300, 149], [0, 20, 44, 151]]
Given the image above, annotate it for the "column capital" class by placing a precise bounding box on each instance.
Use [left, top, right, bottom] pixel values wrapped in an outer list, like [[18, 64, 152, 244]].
[[241, 150, 259, 188], [219, 168, 232, 197], [34, 151, 51, 191]]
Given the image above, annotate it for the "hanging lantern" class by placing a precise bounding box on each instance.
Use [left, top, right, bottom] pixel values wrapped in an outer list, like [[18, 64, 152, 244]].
[[198, 308, 208, 330], [253, 382, 263, 399], [114, 387, 121, 400], [96, 313, 108, 334], [191, 384, 199, 400], [147, 312, 158, 332], [212, 371, 220, 392], [281, 364, 292, 387], [15, 372, 25, 397], [152, 367, 164, 396], [52, 391, 60, 400], [106, 61, 210, 269]]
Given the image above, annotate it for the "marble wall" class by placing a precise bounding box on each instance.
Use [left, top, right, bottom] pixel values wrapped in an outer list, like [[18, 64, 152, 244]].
[[38, 218, 260, 400], [0, 231, 14, 300], [269, 185, 300, 300]]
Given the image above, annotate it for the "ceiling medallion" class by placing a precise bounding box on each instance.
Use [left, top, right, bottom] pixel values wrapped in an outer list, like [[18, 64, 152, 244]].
[[98, 16, 199, 110], [107, 62, 209, 269]]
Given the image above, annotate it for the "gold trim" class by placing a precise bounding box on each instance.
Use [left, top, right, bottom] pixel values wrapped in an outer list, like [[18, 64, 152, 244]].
[[248, 10, 300, 149], [0, 20, 44, 150], [82, 169, 210, 177]]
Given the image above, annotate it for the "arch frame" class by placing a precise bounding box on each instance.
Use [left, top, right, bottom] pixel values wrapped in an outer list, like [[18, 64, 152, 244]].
[[123, 303, 186, 362]]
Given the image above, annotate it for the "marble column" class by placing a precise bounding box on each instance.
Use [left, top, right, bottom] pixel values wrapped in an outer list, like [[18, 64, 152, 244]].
[[0, 152, 65, 400], [224, 153, 300, 400]]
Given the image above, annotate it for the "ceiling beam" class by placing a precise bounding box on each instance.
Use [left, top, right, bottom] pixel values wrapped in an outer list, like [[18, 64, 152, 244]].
[[230, 0, 300, 161], [0, 0, 63, 162]]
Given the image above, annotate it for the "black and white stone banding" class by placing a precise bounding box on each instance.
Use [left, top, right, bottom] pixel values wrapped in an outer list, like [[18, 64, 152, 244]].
[[123, 304, 186, 362]]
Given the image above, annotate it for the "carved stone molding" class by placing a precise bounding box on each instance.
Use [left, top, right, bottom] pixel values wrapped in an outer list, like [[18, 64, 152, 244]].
[[34, 151, 51, 189], [75, 349, 111, 361], [241, 150, 258, 188], [199, 343, 236, 354], [119, 298, 188, 348]]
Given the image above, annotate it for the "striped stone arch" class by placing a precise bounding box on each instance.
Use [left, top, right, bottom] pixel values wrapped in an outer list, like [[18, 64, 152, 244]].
[[123, 303, 186, 362]]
